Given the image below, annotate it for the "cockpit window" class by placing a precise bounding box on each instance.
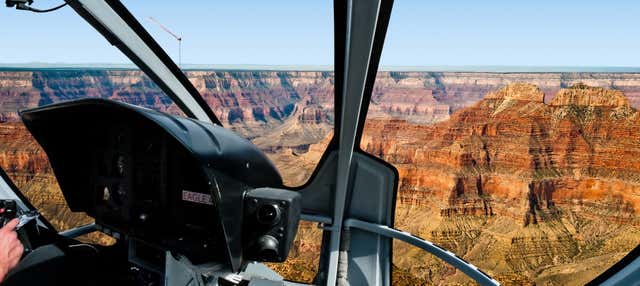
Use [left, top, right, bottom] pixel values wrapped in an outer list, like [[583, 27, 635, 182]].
[[1, 1, 333, 282], [0, 4, 167, 244], [122, 1, 335, 282], [361, 1, 640, 285], [124, 0, 336, 188]]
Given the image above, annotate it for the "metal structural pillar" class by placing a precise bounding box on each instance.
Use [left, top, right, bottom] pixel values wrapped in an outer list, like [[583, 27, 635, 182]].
[[326, 0, 391, 285]]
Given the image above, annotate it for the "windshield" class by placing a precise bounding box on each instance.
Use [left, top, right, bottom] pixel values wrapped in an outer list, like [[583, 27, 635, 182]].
[[362, 1, 640, 285], [0, 2, 197, 247], [5, 1, 638, 285], [123, 0, 336, 187], [0, 0, 333, 282]]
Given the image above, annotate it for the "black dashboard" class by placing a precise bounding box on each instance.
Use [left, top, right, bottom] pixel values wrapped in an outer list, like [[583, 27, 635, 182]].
[[20, 98, 301, 273], [89, 121, 227, 264]]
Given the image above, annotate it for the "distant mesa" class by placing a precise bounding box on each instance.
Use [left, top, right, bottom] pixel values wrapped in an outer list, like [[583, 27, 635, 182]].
[[484, 82, 631, 109], [549, 82, 630, 108], [485, 82, 545, 102]]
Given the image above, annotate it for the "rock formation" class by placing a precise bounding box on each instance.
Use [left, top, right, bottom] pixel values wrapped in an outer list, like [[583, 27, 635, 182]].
[[361, 83, 640, 285], [1, 69, 640, 285]]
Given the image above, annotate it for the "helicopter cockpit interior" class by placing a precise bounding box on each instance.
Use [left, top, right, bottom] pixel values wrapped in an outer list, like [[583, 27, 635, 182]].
[[0, 0, 639, 286], [0, 97, 301, 285]]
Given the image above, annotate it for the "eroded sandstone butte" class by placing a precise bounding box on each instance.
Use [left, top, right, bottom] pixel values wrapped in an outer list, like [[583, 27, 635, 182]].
[[4, 70, 640, 143], [4, 70, 640, 175], [3, 70, 640, 284], [361, 83, 640, 285]]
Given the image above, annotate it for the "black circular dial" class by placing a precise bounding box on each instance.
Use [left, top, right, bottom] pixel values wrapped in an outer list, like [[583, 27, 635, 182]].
[[256, 203, 281, 225]]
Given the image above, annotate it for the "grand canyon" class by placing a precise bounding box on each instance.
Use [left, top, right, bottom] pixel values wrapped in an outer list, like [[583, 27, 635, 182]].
[[1, 69, 640, 285]]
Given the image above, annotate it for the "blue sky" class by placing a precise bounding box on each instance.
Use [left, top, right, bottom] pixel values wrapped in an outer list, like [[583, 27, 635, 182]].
[[0, 0, 639, 67]]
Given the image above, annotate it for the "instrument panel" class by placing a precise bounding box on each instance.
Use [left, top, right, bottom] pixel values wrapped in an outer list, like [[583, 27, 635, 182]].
[[89, 122, 227, 264], [20, 98, 298, 271]]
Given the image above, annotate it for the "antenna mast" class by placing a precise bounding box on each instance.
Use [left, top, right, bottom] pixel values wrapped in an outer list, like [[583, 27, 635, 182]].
[[148, 17, 183, 67]]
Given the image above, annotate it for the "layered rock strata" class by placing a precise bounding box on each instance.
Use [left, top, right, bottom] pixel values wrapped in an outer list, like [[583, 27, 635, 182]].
[[361, 83, 640, 284]]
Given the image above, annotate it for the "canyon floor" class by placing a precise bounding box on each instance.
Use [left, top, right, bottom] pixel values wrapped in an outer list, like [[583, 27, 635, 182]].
[[1, 70, 639, 285]]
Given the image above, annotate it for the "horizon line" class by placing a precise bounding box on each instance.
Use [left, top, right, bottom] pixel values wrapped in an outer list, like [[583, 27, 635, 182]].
[[1, 63, 640, 73]]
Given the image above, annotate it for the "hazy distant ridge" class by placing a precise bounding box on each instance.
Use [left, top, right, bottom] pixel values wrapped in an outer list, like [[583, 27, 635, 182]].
[[1, 63, 640, 72]]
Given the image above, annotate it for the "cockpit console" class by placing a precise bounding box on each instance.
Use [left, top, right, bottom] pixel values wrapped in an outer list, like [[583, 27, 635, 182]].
[[19, 98, 301, 274]]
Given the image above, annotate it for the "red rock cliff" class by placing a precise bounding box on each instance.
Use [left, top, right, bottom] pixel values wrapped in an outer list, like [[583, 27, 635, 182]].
[[361, 83, 640, 284]]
